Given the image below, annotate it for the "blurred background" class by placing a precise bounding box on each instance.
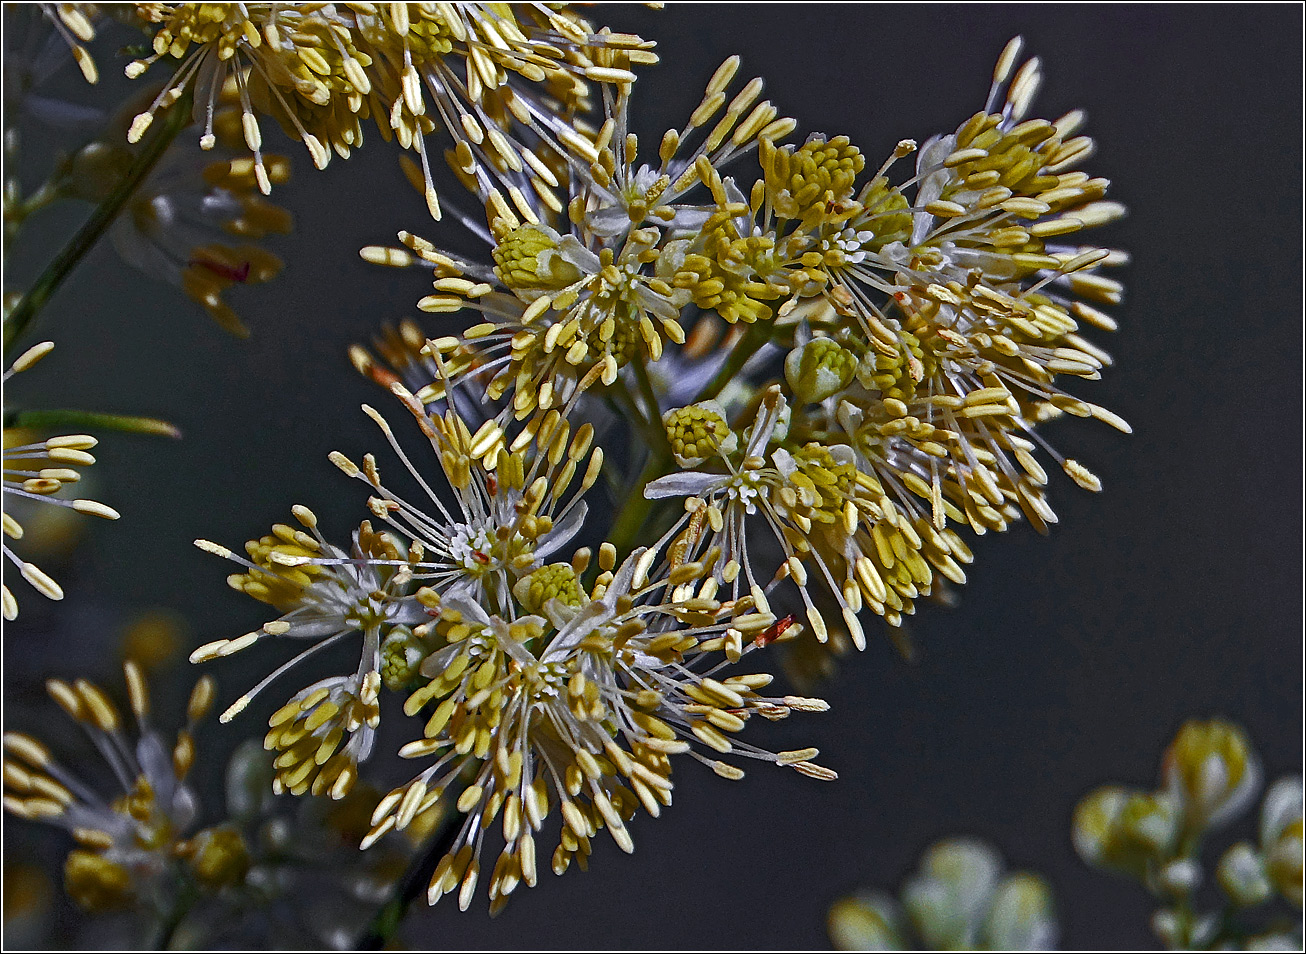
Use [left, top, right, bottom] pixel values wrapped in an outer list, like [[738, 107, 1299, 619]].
[[4, 4, 1301, 948]]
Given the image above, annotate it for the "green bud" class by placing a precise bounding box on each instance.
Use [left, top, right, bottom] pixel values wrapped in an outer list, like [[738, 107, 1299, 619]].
[[1261, 777, 1304, 908], [492, 225, 582, 291], [513, 563, 584, 619], [982, 873, 1058, 950], [380, 626, 428, 692], [785, 337, 857, 404], [903, 839, 1001, 949], [662, 402, 733, 466], [772, 136, 865, 219], [828, 892, 904, 950], [1073, 786, 1180, 880], [1156, 858, 1202, 895]]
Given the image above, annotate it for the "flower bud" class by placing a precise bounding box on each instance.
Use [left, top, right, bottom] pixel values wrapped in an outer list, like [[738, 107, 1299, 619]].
[[63, 850, 133, 912], [828, 892, 904, 950], [662, 402, 735, 467], [1217, 842, 1271, 907], [513, 563, 584, 623], [1260, 777, 1304, 908], [185, 825, 251, 889], [1073, 786, 1180, 879], [1157, 858, 1202, 895], [492, 225, 582, 292], [903, 838, 1001, 948], [1163, 719, 1260, 829], [380, 625, 428, 692], [983, 873, 1058, 950], [785, 338, 857, 404]]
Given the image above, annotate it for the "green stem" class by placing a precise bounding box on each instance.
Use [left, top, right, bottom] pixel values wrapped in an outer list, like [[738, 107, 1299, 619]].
[[630, 353, 665, 428], [3, 92, 191, 354], [606, 447, 670, 561], [6, 407, 181, 437], [150, 878, 199, 950], [608, 377, 653, 438], [603, 356, 679, 559], [693, 324, 769, 403]]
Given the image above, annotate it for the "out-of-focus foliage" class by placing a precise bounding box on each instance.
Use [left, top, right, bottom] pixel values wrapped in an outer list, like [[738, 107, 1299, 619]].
[[829, 837, 1057, 950]]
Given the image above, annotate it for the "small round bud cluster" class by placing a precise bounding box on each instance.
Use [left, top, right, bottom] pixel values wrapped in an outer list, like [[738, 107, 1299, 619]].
[[829, 837, 1058, 950], [604, 306, 641, 369], [381, 626, 429, 692], [663, 403, 732, 466], [785, 337, 858, 404], [1072, 719, 1301, 948], [513, 563, 584, 616], [1073, 787, 1181, 879]]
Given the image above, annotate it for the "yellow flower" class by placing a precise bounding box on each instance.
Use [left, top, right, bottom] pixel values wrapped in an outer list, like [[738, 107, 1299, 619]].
[[366, 539, 832, 913], [2, 663, 239, 914], [2, 342, 119, 620], [381, 56, 794, 417], [191, 509, 425, 797]]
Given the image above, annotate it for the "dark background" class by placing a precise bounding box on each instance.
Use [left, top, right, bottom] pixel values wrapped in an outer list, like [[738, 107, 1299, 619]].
[[4, 4, 1302, 949]]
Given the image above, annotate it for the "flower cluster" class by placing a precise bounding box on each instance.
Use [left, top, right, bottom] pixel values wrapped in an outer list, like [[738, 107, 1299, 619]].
[[2, 664, 443, 945], [360, 37, 1128, 663], [123, 3, 656, 213], [4, 4, 1142, 935], [367, 538, 832, 913], [1074, 719, 1302, 949], [372, 53, 794, 417], [1, 663, 233, 912], [193, 385, 831, 910], [178, 29, 1131, 917], [640, 38, 1128, 647]]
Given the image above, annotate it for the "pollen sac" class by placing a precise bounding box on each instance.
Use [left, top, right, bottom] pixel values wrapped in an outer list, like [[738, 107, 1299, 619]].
[[662, 402, 734, 467], [492, 225, 582, 292], [785, 338, 857, 404], [63, 850, 133, 912]]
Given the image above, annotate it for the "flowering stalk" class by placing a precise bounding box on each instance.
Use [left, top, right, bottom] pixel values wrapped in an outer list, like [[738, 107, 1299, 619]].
[[3, 88, 191, 352]]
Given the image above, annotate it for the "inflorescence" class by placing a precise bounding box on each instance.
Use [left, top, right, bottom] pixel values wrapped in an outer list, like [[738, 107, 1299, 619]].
[[5, 6, 1134, 925]]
